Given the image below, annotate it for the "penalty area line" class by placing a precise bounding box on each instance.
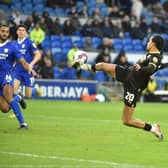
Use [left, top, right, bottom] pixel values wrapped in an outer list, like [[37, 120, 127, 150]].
[[0, 151, 154, 168]]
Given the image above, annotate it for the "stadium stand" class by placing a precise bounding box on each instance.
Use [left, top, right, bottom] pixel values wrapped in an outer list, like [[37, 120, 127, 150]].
[[0, 0, 168, 86]]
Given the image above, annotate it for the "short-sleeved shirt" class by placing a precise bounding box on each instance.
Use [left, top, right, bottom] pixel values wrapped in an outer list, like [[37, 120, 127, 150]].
[[14, 37, 37, 73]]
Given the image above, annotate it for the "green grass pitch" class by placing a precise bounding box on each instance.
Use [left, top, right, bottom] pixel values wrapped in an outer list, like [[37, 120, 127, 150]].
[[0, 100, 168, 168]]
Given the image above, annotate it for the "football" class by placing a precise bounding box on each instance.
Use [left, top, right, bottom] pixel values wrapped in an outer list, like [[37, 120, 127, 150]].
[[73, 50, 88, 64]]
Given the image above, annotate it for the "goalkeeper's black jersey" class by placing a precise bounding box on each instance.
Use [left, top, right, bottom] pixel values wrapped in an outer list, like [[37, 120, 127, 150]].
[[128, 53, 162, 90]]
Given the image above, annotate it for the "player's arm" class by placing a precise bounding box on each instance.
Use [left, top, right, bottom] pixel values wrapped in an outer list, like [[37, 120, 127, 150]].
[[158, 63, 168, 70], [18, 58, 32, 73], [30, 50, 41, 67]]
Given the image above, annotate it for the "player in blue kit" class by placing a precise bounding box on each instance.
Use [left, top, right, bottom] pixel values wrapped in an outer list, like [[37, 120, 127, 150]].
[[14, 24, 42, 101], [0, 24, 33, 128]]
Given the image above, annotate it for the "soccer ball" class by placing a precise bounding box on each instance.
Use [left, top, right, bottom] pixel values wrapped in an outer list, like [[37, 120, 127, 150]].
[[73, 50, 88, 64]]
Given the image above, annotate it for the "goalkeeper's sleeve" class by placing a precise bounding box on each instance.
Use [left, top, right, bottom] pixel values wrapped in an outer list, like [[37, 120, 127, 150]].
[[158, 63, 168, 70]]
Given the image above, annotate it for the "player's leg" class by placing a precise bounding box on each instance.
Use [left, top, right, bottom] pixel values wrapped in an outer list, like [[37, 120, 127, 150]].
[[14, 77, 27, 109], [0, 96, 10, 113], [3, 84, 27, 128], [24, 74, 42, 98], [122, 105, 145, 128], [122, 105, 163, 140]]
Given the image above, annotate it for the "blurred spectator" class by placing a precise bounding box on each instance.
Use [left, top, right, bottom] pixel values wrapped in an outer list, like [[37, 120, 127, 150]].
[[63, 0, 75, 9], [50, 18, 63, 35], [38, 17, 48, 32], [40, 49, 54, 79], [92, 18, 103, 38], [95, 47, 111, 63], [68, 5, 77, 15], [71, 13, 81, 33], [151, 17, 162, 34], [131, 22, 144, 39], [131, 0, 143, 22], [63, 18, 75, 35], [32, 11, 40, 24], [9, 11, 21, 26], [24, 16, 34, 32], [122, 15, 132, 33], [67, 45, 79, 65], [101, 16, 114, 38], [84, 37, 93, 50], [92, 7, 101, 19], [30, 23, 45, 49], [42, 11, 53, 35], [112, 20, 124, 38], [109, 5, 121, 18], [9, 22, 17, 40], [98, 37, 114, 50], [79, 5, 89, 17], [139, 17, 149, 37], [113, 50, 131, 67], [0, 10, 7, 23], [46, 0, 60, 8], [81, 19, 93, 37]]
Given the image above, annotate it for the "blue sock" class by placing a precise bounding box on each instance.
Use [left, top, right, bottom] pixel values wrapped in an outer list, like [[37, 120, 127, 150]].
[[32, 88, 37, 97], [13, 94, 21, 103], [10, 100, 25, 125]]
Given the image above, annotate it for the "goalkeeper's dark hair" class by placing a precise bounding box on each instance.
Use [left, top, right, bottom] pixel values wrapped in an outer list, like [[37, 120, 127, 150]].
[[152, 35, 164, 51]]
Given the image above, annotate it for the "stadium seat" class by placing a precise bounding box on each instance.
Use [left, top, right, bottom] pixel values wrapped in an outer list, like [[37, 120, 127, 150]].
[[53, 66, 61, 79], [53, 53, 63, 64], [52, 47, 62, 55], [132, 39, 142, 45], [133, 44, 144, 51], [80, 70, 92, 79], [123, 38, 132, 45], [76, 1, 85, 12], [71, 36, 81, 43], [51, 41, 62, 48], [114, 44, 123, 51], [95, 71, 108, 83], [92, 37, 101, 49], [61, 36, 72, 42], [51, 35, 60, 42], [113, 38, 122, 45], [62, 41, 73, 49], [55, 8, 65, 16], [124, 44, 133, 51]]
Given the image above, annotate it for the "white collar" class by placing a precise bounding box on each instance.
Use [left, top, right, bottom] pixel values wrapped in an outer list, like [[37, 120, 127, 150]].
[[0, 40, 9, 47], [18, 37, 26, 44]]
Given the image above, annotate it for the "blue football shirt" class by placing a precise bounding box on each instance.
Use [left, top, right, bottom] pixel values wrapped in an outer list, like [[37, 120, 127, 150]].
[[0, 40, 23, 73], [14, 37, 37, 73]]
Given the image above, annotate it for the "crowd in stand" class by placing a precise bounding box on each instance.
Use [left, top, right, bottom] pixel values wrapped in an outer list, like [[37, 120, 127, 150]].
[[1, 0, 168, 82]]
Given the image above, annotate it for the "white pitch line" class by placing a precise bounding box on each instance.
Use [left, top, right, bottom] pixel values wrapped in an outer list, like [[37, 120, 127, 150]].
[[31, 114, 168, 126], [0, 151, 154, 168]]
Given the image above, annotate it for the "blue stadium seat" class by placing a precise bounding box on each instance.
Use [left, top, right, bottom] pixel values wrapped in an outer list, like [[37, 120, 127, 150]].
[[62, 41, 73, 49], [71, 36, 81, 43], [73, 41, 83, 49], [132, 39, 142, 45], [113, 38, 122, 45], [124, 44, 133, 51], [114, 44, 123, 51], [60, 67, 77, 80], [0, 4, 9, 11], [123, 38, 132, 45], [133, 44, 144, 51], [95, 71, 108, 83], [53, 66, 61, 79], [51, 41, 62, 48], [80, 70, 92, 79], [51, 35, 60, 41], [52, 47, 62, 55], [92, 37, 101, 49], [61, 36, 72, 42], [55, 8, 65, 16], [76, 1, 85, 12], [53, 53, 63, 64]]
